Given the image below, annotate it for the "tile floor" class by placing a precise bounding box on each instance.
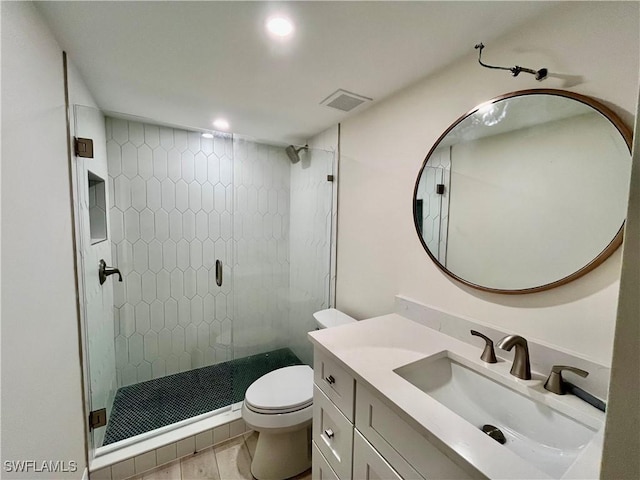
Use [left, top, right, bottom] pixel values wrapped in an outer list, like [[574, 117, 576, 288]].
[[128, 432, 312, 480]]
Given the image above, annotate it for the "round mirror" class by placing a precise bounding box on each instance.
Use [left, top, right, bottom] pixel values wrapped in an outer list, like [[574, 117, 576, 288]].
[[413, 89, 632, 293]]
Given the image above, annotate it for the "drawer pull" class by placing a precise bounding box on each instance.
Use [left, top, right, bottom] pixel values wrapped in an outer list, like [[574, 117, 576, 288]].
[[324, 429, 335, 439], [325, 375, 336, 385]]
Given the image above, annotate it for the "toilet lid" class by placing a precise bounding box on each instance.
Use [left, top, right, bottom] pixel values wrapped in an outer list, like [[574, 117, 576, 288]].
[[245, 365, 313, 414]]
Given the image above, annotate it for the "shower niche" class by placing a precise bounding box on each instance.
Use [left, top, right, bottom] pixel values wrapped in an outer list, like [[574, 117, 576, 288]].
[[87, 171, 107, 244]]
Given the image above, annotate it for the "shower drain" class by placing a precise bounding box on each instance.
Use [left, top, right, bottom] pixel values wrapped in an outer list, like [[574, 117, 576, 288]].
[[481, 424, 507, 444]]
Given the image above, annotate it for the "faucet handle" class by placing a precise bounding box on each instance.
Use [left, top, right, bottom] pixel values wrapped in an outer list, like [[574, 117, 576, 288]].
[[544, 365, 589, 395], [470, 330, 497, 363]]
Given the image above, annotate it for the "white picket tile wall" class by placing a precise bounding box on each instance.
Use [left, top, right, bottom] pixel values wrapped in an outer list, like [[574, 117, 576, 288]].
[[231, 138, 291, 358], [107, 118, 237, 386], [106, 118, 332, 386]]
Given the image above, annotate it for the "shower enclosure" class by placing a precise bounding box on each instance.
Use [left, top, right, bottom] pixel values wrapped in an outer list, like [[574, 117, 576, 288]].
[[72, 105, 334, 457]]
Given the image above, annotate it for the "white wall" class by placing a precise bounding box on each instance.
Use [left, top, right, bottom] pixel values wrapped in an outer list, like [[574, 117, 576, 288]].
[[1, 1, 86, 477], [600, 82, 640, 479], [337, 2, 639, 366]]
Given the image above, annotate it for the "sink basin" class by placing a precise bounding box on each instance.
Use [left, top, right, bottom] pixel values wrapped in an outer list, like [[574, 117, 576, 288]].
[[394, 351, 598, 478]]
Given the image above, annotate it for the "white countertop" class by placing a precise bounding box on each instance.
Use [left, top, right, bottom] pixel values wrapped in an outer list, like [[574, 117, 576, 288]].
[[308, 313, 605, 480]]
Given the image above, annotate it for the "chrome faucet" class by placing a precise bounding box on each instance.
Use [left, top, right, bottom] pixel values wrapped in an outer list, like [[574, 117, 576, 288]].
[[496, 335, 531, 380]]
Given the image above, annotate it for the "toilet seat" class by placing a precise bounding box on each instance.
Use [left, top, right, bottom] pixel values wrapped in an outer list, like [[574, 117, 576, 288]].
[[245, 365, 313, 414]]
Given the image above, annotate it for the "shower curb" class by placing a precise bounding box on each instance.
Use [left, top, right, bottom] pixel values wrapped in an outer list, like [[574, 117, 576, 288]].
[[91, 414, 251, 480]]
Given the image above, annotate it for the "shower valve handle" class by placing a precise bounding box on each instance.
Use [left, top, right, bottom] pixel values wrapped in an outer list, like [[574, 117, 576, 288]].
[[99, 259, 122, 285]]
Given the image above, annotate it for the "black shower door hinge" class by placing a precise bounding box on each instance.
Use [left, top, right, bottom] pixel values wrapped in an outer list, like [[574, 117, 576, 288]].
[[89, 408, 107, 430], [75, 137, 94, 158]]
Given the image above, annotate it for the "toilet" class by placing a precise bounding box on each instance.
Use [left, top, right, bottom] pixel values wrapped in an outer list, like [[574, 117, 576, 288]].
[[242, 308, 356, 480]]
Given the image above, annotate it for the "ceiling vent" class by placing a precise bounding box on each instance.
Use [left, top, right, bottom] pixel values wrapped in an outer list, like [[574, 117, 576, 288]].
[[320, 89, 372, 112]]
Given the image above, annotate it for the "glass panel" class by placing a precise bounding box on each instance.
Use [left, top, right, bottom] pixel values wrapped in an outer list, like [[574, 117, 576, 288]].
[[231, 140, 334, 408], [287, 147, 334, 364], [73, 105, 117, 452]]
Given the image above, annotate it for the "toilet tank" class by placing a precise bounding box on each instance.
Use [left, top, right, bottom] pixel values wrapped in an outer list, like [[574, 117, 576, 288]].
[[313, 308, 356, 329]]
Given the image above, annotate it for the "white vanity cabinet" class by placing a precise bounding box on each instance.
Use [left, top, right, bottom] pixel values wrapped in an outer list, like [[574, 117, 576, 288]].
[[312, 348, 474, 480], [313, 350, 356, 479], [313, 385, 354, 479], [353, 430, 404, 480], [355, 382, 473, 480], [314, 349, 355, 420], [312, 442, 341, 480]]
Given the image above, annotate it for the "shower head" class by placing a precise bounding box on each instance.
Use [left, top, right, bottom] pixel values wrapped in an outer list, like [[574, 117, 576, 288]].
[[285, 144, 308, 164]]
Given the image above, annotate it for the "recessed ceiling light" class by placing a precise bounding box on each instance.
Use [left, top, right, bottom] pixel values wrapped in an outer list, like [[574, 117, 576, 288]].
[[201, 132, 214, 139], [266, 16, 294, 37], [213, 119, 230, 130]]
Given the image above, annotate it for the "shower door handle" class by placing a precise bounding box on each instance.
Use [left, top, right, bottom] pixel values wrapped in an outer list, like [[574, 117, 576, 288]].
[[215, 260, 223, 287]]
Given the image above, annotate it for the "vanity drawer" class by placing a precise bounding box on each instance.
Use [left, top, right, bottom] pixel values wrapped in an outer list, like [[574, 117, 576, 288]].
[[313, 385, 354, 480], [314, 348, 355, 421], [353, 429, 412, 480], [355, 383, 473, 480], [312, 441, 341, 480]]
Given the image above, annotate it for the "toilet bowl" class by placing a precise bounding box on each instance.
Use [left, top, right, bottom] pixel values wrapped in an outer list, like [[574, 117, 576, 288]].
[[242, 365, 314, 480], [242, 308, 356, 480]]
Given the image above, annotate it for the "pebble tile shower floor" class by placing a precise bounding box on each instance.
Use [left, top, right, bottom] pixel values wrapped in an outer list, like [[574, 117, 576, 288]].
[[103, 348, 303, 445]]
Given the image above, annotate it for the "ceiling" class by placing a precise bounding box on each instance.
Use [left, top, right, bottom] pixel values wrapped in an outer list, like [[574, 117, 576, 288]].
[[36, 1, 557, 145]]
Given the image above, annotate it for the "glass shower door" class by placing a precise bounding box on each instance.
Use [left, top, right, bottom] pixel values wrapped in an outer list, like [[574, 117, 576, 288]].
[[74, 105, 336, 449], [75, 108, 239, 451], [101, 118, 238, 443]]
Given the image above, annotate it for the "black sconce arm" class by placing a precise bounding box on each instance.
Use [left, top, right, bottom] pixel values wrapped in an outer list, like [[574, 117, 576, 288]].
[[475, 43, 547, 81]]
